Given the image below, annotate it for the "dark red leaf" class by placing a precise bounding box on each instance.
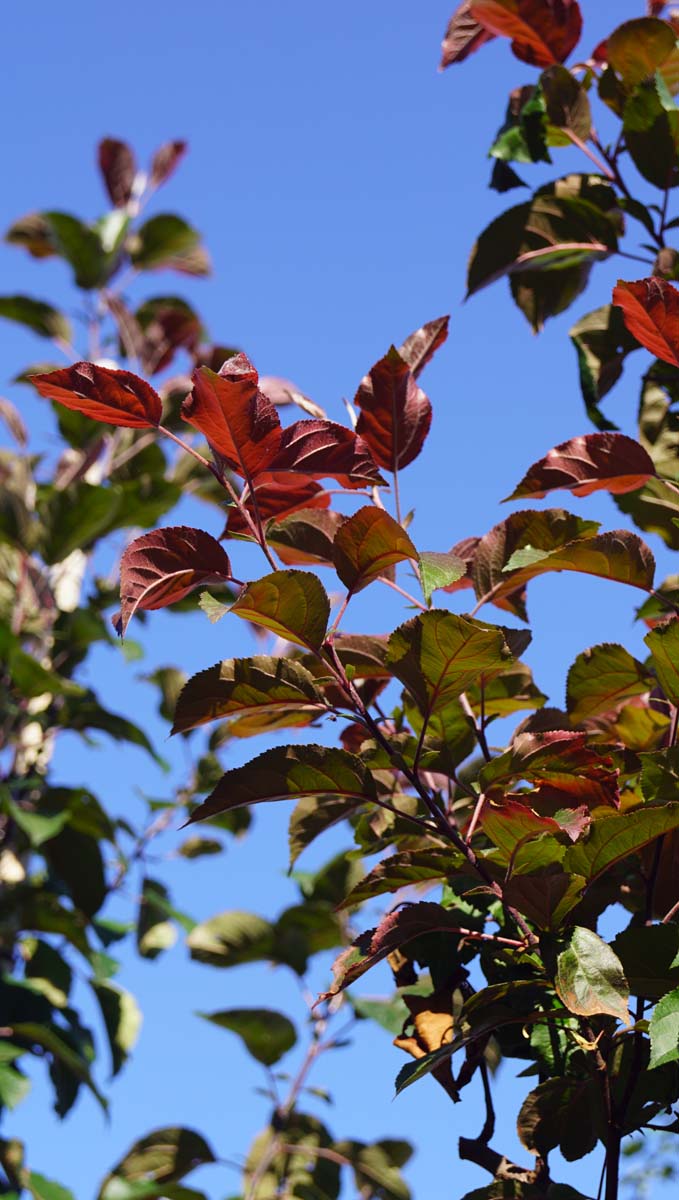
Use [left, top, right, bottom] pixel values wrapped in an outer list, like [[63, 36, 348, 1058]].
[[613, 278, 679, 367], [31, 362, 162, 428], [181, 354, 281, 478], [355, 346, 432, 472], [440, 2, 495, 67], [224, 474, 330, 538], [471, 0, 582, 66], [150, 140, 188, 188], [398, 316, 450, 377], [507, 433, 657, 500], [115, 526, 232, 636], [270, 419, 386, 489], [98, 139, 136, 208]]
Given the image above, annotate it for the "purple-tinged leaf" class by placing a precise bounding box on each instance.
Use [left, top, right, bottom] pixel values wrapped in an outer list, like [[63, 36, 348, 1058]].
[[32, 362, 162, 429], [507, 432, 656, 501], [98, 139, 136, 208], [440, 2, 495, 68], [115, 526, 232, 636], [230, 569, 330, 651], [613, 278, 679, 368], [332, 507, 417, 594], [171, 656, 326, 735], [355, 347, 432, 472], [397, 316, 450, 378]]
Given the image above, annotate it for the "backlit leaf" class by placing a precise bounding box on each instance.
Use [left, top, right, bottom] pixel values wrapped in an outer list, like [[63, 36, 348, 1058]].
[[355, 347, 433, 471], [130, 214, 210, 276], [11, 1023, 107, 1112], [541, 65, 591, 138], [517, 1076, 600, 1160], [197, 1008, 296, 1066], [322, 902, 480, 998], [32, 362, 162, 428], [337, 849, 460, 909], [231, 568, 329, 650], [387, 611, 512, 717], [470, 0, 582, 67], [266, 508, 343, 567], [150, 140, 187, 188], [569, 304, 639, 429], [507, 433, 656, 501], [566, 643, 651, 722], [332, 507, 418, 594], [501, 529, 655, 599], [418, 551, 466, 605], [612, 924, 679, 1000], [397, 315, 450, 378], [225, 478, 332, 541], [99, 1128, 215, 1198], [186, 911, 275, 968], [115, 526, 232, 636], [171, 656, 326, 735], [613, 278, 679, 367], [271, 418, 386, 489], [0, 296, 71, 342], [607, 18, 676, 87], [649, 985, 679, 1068], [440, 2, 495, 68], [563, 802, 679, 881], [187, 743, 376, 826], [645, 618, 679, 703], [181, 354, 281, 477], [288, 794, 363, 867], [555, 926, 630, 1023], [468, 191, 618, 297], [91, 982, 142, 1077]]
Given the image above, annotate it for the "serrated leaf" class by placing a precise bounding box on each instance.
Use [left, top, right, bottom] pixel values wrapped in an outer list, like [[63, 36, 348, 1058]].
[[418, 551, 465, 605], [397, 315, 449, 377], [645, 618, 679, 704], [32, 362, 162, 428], [171, 656, 326, 735], [440, 3, 495, 69], [566, 643, 652, 722], [354, 346, 433, 472], [332, 507, 417, 594], [563, 802, 679, 882], [555, 927, 629, 1023], [186, 743, 376, 826], [613, 278, 679, 368], [197, 1008, 296, 1066], [607, 18, 677, 87], [507, 433, 656, 501], [266, 508, 343, 567], [115, 526, 232, 636], [230, 569, 329, 650], [649, 985, 679, 1068], [470, 0, 582, 67], [337, 849, 460, 909]]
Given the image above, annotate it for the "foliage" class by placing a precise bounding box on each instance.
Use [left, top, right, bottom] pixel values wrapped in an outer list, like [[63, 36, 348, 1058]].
[[5, 4, 679, 1200]]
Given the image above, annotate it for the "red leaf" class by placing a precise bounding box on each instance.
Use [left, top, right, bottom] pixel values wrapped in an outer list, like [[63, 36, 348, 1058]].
[[398, 315, 450, 378], [355, 346, 432, 472], [440, 2, 496, 67], [508, 433, 657, 500], [613, 278, 679, 368], [470, 0, 582, 67], [181, 353, 282, 478], [270, 419, 386, 489], [31, 362, 162, 429], [98, 138, 136, 208], [224, 473, 330, 537], [150, 140, 187, 188], [114, 526, 232, 636]]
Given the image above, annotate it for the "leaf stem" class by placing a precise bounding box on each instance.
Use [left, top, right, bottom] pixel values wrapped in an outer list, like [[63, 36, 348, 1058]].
[[378, 575, 427, 611]]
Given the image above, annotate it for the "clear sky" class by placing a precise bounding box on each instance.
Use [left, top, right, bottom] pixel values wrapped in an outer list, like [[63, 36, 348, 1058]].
[[1, 2, 674, 1197]]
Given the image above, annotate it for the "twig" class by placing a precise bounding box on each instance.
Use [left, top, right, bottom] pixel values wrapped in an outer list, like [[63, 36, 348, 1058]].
[[378, 575, 427, 611]]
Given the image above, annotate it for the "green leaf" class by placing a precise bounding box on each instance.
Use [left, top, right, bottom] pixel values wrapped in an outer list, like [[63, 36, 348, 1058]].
[[334, 1139, 412, 1200], [645, 618, 679, 704], [0, 1063, 30, 1111], [337, 849, 460, 910], [612, 925, 679, 1000], [569, 304, 639, 430], [623, 79, 679, 189], [649, 985, 679, 1068], [566, 643, 652, 722], [23, 939, 72, 1008], [91, 982, 142, 1076], [614, 476, 679, 551], [137, 878, 178, 960], [351, 993, 411, 1036], [129, 215, 210, 276], [563, 803, 679, 882], [230, 569, 330, 650], [418, 551, 465, 605], [11, 1022, 107, 1111], [186, 743, 376, 826], [332, 507, 417, 594], [540, 66, 591, 139], [641, 746, 679, 803], [386, 611, 513, 719], [503, 529, 655, 596], [555, 927, 630, 1024], [171, 656, 326, 735], [3, 799, 70, 848], [608, 18, 677, 88], [467, 188, 619, 298], [38, 483, 123, 565], [98, 1128, 216, 1200], [517, 1075, 601, 1160], [197, 1008, 297, 1066], [43, 212, 108, 289], [187, 911, 275, 968], [24, 1172, 76, 1200], [0, 626, 84, 700], [288, 793, 364, 867], [0, 296, 71, 341], [176, 836, 223, 859], [197, 591, 230, 623]]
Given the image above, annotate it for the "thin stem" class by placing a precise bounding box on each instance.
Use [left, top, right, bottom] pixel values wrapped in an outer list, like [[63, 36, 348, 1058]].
[[392, 467, 403, 526], [479, 1059, 496, 1143], [617, 250, 655, 265], [465, 792, 487, 845], [157, 424, 215, 472], [565, 130, 615, 180], [327, 593, 351, 637], [460, 692, 492, 762], [378, 575, 427, 611], [660, 182, 672, 242]]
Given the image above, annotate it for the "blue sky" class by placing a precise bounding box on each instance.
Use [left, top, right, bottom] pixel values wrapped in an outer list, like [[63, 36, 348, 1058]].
[[1, 1, 675, 1197]]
